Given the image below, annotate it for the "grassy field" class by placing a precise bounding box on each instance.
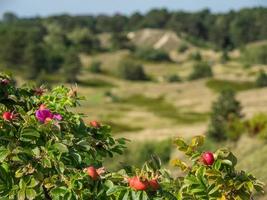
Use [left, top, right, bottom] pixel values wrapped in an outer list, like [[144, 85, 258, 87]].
[[77, 43, 267, 197], [206, 78, 256, 93]]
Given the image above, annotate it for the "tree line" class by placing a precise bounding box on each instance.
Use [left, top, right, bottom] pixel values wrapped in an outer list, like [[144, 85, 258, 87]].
[[0, 7, 266, 81], [3, 7, 267, 49]]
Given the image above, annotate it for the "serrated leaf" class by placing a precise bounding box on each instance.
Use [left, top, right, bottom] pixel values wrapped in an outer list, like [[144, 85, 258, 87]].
[[20, 128, 40, 142], [171, 159, 188, 171], [208, 184, 220, 195], [190, 135, 205, 148], [53, 143, 68, 153], [19, 179, 26, 190], [106, 186, 125, 196], [0, 147, 9, 162], [17, 189, 25, 200], [28, 178, 39, 188], [26, 189, 37, 200], [43, 157, 52, 168], [196, 166, 206, 184], [58, 161, 65, 173], [122, 190, 129, 200], [50, 186, 67, 196], [142, 191, 148, 200], [103, 180, 112, 188], [214, 160, 222, 170], [221, 159, 232, 166], [174, 137, 188, 151]]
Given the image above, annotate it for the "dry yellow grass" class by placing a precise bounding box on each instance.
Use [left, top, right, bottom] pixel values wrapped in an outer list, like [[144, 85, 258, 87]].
[[76, 49, 267, 142]]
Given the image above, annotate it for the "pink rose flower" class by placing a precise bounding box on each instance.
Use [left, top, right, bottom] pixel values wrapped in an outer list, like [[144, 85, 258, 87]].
[[35, 108, 62, 123]]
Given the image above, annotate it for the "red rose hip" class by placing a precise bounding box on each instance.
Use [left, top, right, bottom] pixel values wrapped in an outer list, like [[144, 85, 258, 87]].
[[202, 152, 215, 166], [90, 120, 100, 128], [87, 166, 100, 180], [128, 176, 148, 191], [2, 112, 15, 121], [148, 179, 160, 191]]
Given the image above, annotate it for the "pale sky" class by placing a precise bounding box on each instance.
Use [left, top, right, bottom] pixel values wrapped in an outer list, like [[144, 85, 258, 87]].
[[0, 0, 267, 18]]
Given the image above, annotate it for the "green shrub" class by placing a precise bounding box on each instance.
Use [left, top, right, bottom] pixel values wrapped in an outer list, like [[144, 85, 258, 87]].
[[220, 50, 230, 63], [134, 48, 170, 62], [118, 59, 148, 81], [225, 116, 245, 141], [245, 113, 267, 139], [78, 78, 115, 88], [255, 70, 267, 87], [177, 42, 188, 53], [166, 74, 182, 83], [188, 62, 213, 80], [63, 50, 81, 83], [67, 28, 101, 53], [189, 51, 202, 61], [242, 43, 267, 65], [110, 32, 134, 51], [207, 89, 243, 141], [89, 60, 102, 73]]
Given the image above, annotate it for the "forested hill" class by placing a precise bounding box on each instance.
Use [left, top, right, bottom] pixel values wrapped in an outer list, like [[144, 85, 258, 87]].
[[1, 7, 267, 49]]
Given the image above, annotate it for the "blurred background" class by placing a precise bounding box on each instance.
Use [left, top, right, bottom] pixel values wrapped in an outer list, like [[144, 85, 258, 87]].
[[1, 0, 267, 198]]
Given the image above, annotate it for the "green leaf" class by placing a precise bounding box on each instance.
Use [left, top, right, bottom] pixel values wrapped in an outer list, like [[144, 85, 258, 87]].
[[0, 147, 9, 162], [214, 160, 222, 170], [136, 191, 142, 199], [215, 148, 230, 158], [19, 179, 27, 190], [131, 190, 137, 199], [221, 159, 232, 166], [106, 186, 125, 196], [26, 189, 37, 200], [184, 175, 198, 185], [50, 186, 68, 197], [246, 181, 254, 192], [53, 143, 68, 153], [20, 128, 40, 142], [104, 180, 114, 188], [141, 191, 148, 200], [147, 155, 161, 170], [70, 152, 81, 164], [76, 140, 91, 151], [43, 157, 52, 168], [122, 190, 129, 200], [225, 152, 237, 167], [190, 135, 205, 148], [161, 191, 177, 200], [208, 184, 220, 195], [191, 188, 205, 193], [28, 178, 39, 188], [171, 159, 188, 171], [15, 168, 25, 178], [17, 189, 25, 200], [58, 161, 65, 173], [190, 152, 201, 162], [196, 166, 206, 184], [32, 147, 40, 157], [174, 137, 188, 151]]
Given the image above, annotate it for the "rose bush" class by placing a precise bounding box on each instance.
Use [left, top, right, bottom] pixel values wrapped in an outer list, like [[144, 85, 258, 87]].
[[172, 136, 264, 199], [0, 73, 264, 200], [0, 73, 127, 199]]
